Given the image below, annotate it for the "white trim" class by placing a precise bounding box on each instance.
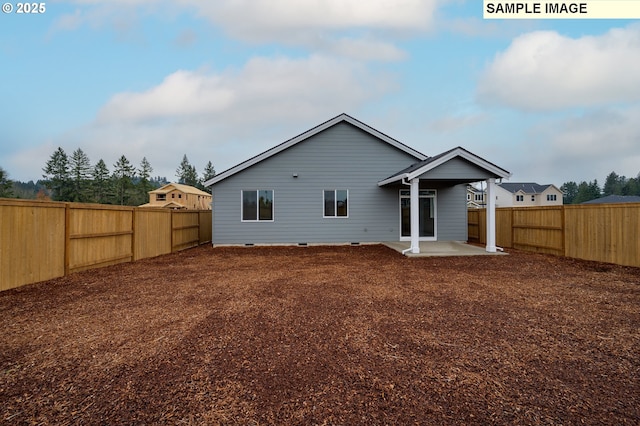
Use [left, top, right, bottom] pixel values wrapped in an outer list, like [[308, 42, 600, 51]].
[[322, 189, 349, 218], [205, 114, 427, 187], [240, 190, 275, 222], [378, 147, 511, 187], [399, 188, 437, 243], [486, 178, 497, 253]]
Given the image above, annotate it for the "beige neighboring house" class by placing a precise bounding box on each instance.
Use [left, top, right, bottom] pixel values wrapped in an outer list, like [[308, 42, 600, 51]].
[[495, 182, 563, 207], [466, 185, 486, 208], [140, 183, 212, 210]]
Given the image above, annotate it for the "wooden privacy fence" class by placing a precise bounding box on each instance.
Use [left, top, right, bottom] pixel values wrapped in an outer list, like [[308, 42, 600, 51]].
[[0, 199, 212, 291], [468, 204, 640, 268]]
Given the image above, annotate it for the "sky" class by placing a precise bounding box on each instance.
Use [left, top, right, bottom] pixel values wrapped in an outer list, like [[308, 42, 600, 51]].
[[1, 1, 639, 187]]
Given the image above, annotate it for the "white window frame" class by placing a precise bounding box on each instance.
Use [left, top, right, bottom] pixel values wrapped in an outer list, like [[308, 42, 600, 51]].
[[241, 190, 274, 222], [516, 195, 524, 202], [323, 189, 349, 218]]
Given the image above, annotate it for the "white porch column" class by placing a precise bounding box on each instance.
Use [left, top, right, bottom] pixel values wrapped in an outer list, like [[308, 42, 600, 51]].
[[410, 178, 420, 254], [485, 177, 497, 253]]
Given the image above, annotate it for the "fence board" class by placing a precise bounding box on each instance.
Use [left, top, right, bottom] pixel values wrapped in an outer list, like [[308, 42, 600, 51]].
[[565, 203, 640, 267], [134, 209, 172, 260], [468, 204, 640, 267], [1, 199, 212, 291], [67, 204, 134, 273], [172, 211, 201, 251], [0, 200, 66, 291]]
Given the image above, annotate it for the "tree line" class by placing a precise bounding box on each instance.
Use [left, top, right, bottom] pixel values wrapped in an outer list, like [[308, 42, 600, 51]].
[[561, 171, 640, 204], [0, 148, 215, 206]]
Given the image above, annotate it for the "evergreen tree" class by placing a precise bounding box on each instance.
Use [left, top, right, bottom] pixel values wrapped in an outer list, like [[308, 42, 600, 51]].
[[135, 157, 154, 205], [560, 181, 578, 204], [176, 154, 198, 187], [112, 155, 136, 205], [603, 171, 625, 196], [43, 147, 72, 201], [622, 174, 640, 196], [92, 159, 111, 204], [200, 161, 216, 191], [0, 166, 14, 198], [573, 180, 601, 204], [69, 148, 92, 202]]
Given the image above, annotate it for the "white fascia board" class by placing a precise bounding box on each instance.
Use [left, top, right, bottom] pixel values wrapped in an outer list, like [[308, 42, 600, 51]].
[[377, 173, 409, 187], [205, 113, 427, 187], [406, 148, 511, 181]]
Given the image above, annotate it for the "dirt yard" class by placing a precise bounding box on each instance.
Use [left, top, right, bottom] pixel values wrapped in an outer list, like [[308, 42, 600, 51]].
[[1, 245, 639, 425]]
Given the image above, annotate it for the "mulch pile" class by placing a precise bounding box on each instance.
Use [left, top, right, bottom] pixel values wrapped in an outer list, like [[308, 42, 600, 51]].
[[1, 244, 639, 425]]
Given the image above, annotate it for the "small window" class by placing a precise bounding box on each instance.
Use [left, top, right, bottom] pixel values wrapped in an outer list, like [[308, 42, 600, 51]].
[[324, 190, 348, 218], [242, 190, 273, 221], [172, 193, 175, 198], [516, 195, 524, 202], [157, 194, 166, 201], [547, 194, 557, 201], [531, 195, 535, 201], [475, 194, 483, 202], [179, 194, 182, 199]]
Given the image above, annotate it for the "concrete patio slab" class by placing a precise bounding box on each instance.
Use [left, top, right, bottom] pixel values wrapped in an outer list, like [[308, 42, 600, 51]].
[[383, 241, 507, 257]]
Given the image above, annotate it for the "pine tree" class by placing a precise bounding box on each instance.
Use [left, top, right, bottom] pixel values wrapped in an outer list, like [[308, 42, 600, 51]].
[[92, 159, 111, 204], [560, 181, 578, 204], [176, 154, 199, 187], [112, 155, 136, 205], [43, 147, 71, 201], [603, 172, 625, 196], [69, 148, 92, 202], [0, 166, 14, 198], [201, 161, 216, 191], [136, 157, 154, 205]]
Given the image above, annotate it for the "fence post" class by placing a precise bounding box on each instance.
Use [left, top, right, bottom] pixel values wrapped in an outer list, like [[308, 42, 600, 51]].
[[170, 210, 174, 253], [64, 203, 70, 276], [561, 205, 566, 257], [131, 208, 136, 261]]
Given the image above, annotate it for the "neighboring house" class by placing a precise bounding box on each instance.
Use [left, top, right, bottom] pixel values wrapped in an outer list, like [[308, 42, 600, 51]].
[[467, 185, 486, 208], [204, 114, 510, 253], [495, 182, 563, 207], [581, 195, 640, 204], [139, 183, 212, 210]]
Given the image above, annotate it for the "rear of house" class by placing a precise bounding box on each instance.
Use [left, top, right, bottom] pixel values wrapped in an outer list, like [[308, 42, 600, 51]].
[[206, 114, 510, 249]]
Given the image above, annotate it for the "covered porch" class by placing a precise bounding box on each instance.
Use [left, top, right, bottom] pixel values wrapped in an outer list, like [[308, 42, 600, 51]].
[[378, 147, 511, 255]]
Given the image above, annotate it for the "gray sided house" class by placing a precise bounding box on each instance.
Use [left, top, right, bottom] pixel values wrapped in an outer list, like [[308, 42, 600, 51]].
[[205, 114, 511, 254]]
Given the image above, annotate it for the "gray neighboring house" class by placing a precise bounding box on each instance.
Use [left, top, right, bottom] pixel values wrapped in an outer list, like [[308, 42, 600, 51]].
[[581, 195, 640, 204], [204, 114, 511, 254]]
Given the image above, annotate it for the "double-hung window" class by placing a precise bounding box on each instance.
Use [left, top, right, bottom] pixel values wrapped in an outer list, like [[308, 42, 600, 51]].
[[324, 190, 348, 218], [242, 190, 274, 221]]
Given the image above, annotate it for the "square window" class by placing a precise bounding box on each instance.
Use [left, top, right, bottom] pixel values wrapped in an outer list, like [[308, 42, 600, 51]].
[[324, 190, 348, 217], [242, 190, 273, 221]]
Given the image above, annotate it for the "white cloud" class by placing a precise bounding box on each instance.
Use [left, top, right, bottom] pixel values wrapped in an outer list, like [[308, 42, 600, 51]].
[[183, 0, 438, 39], [511, 106, 640, 184], [98, 55, 392, 124], [52, 0, 442, 61], [80, 54, 395, 179], [477, 25, 640, 110]]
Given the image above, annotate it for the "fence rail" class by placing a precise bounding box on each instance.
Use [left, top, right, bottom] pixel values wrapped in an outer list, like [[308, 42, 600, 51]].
[[468, 204, 640, 268], [1, 199, 212, 291]]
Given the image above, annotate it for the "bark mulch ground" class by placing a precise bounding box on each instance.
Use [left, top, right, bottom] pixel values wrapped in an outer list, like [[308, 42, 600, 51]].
[[1, 244, 639, 425]]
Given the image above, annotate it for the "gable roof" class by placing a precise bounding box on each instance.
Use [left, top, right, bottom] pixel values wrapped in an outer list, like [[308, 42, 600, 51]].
[[497, 182, 557, 194], [377, 146, 511, 186], [204, 113, 428, 187], [581, 194, 640, 204], [149, 182, 211, 197]]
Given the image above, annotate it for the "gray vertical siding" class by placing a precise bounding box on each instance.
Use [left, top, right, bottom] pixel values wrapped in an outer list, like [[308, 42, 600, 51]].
[[211, 122, 472, 244]]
